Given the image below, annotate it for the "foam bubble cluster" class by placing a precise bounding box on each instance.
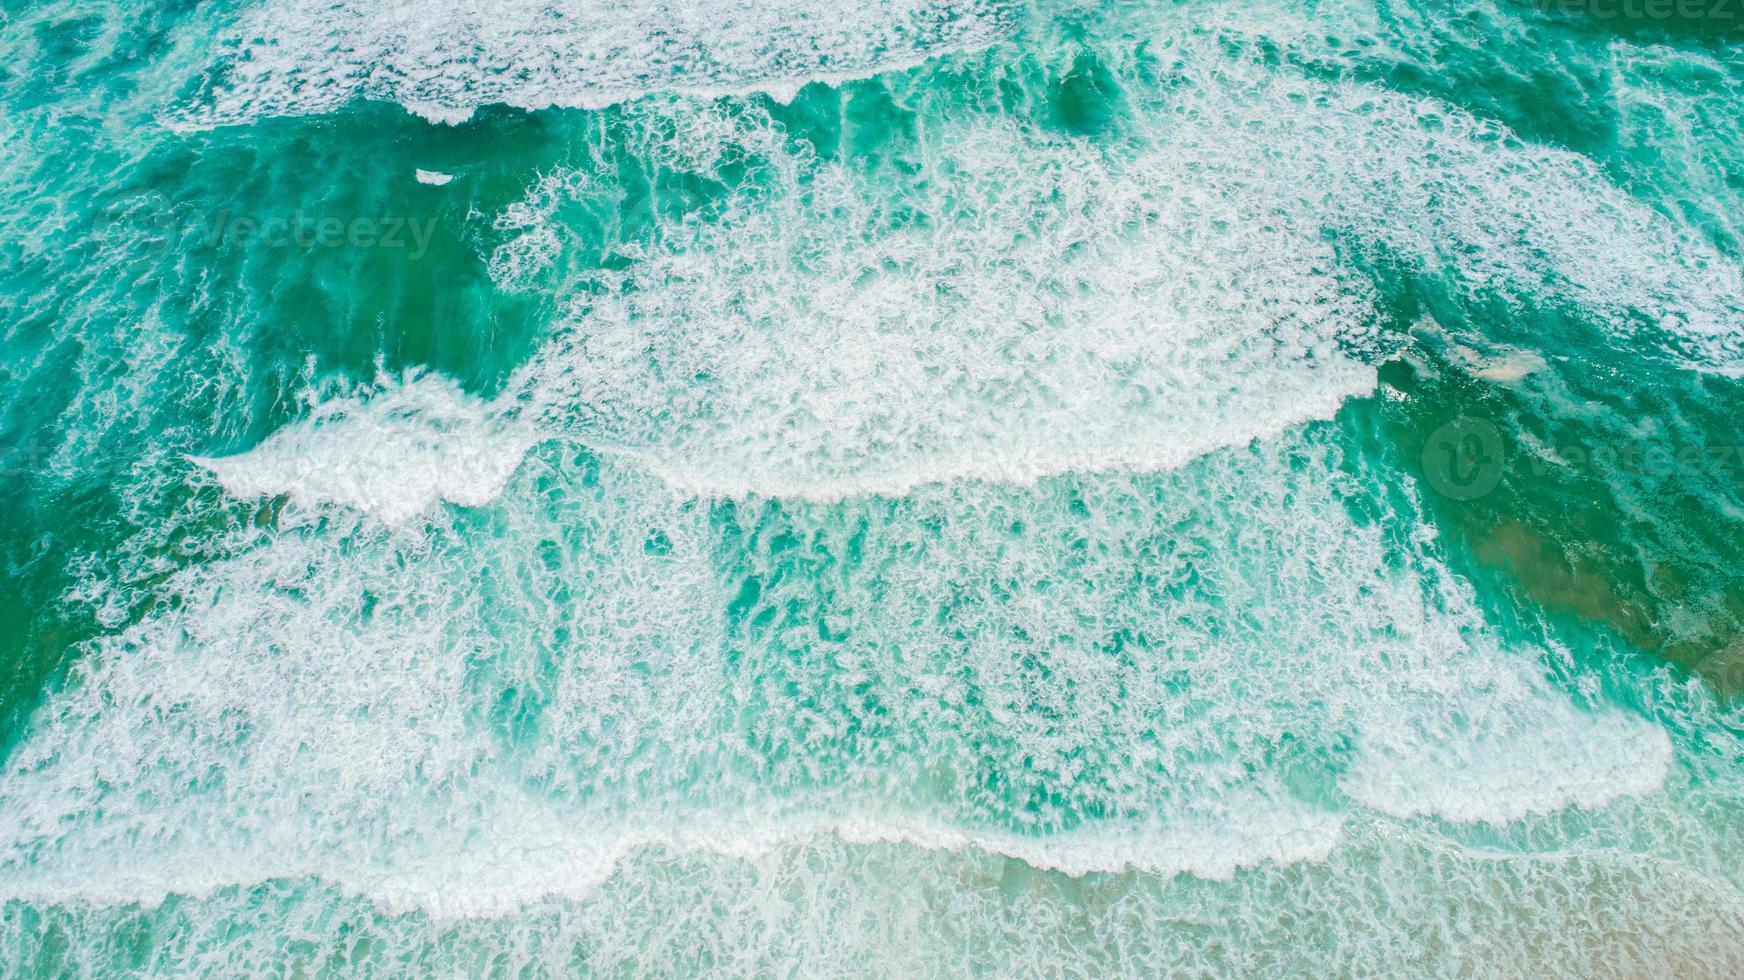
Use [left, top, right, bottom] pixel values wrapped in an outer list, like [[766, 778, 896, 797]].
[[194, 372, 540, 526], [175, 0, 1017, 127], [510, 117, 1381, 498]]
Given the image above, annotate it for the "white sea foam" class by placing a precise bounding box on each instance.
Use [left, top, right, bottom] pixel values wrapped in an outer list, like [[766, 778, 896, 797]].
[[471, 34, 1743, 504], [503, 115, 1385, 500], [5, 824, 1742, 976], [415, 168, 455, 186], [1342, 671, 1673, 824], [221, 93, 1388, 516], [173, 0, 1016, 127], [192, 373, 541, 526], [1168, 20, 1744, 370], [187, 16, 1744, 519], [0, 804, 1343, 921], [0, 432, 1676, 920]]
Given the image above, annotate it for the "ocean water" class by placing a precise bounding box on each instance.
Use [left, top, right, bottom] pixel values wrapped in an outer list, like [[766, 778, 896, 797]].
[[2, 0, 1744, 974]]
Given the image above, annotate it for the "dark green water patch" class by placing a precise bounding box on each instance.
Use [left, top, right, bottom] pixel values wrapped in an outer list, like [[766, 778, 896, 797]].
[[1373, 318, 1744, 693]]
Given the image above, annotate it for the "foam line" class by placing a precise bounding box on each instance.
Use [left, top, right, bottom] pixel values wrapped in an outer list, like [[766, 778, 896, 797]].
[[173, 0, 1017, 127]]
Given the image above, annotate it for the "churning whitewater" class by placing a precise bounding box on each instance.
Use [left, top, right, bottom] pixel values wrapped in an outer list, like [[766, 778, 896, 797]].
[[3, 0, 1744, 975]]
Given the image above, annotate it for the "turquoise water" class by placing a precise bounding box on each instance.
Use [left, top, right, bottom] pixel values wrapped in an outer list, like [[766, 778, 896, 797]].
[[2, 0, 1744, 974]]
